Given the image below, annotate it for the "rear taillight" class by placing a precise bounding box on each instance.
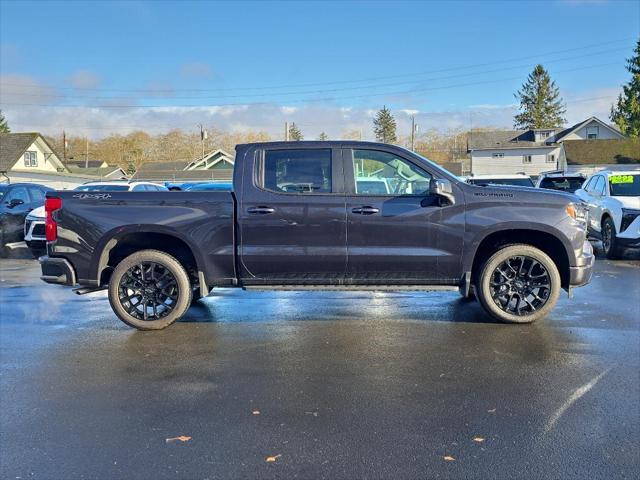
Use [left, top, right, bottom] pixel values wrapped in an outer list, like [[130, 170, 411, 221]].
[[45, 197, 62, 242]]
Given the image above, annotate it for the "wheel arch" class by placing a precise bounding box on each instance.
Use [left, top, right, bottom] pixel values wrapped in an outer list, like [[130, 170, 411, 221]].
[[90, 225, 206, 287], [467, 228, 572, 289]]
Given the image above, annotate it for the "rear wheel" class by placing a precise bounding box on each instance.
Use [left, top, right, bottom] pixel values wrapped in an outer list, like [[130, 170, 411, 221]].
[[108, 249, 192, 330], [602, 217, 622, 259], [476, 245, 560, 324]]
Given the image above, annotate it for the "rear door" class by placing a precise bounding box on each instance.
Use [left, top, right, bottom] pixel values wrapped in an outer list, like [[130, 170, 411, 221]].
[[238, 146, 347, 284], [344, 148, 464, 284]]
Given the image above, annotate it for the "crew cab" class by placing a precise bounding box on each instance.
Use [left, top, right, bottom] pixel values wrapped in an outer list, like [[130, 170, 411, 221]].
[[39, 141, 594, 330], [575, 169, 640, 258]]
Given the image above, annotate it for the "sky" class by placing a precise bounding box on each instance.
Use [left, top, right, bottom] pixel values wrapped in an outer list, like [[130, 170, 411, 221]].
[[0, 0, 638, 140]]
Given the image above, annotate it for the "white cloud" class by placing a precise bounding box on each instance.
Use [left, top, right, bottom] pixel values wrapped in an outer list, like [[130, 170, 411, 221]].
[[400, 109, 420, 116], [280, 106, 298, 115], [69, 70, 101, 89]]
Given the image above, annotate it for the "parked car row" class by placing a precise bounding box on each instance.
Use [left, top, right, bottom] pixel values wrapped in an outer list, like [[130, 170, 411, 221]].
[[1, 180, 233, 257]]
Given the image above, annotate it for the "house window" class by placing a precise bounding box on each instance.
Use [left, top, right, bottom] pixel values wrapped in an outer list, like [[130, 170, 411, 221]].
[[23, 151, 37, 167], [546, 154, 556, 164], [492, 153, 504, 158], [523, 155, 532, 164], [586, 126, 599, 139]]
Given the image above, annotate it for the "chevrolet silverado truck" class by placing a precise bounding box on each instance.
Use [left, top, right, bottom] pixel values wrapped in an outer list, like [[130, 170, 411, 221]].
[[39, 141, 594, 330]]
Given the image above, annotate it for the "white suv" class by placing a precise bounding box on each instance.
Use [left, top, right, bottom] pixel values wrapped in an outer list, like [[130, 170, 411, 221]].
[[575, 170, 640, 259], [24, 181, 168, 257]]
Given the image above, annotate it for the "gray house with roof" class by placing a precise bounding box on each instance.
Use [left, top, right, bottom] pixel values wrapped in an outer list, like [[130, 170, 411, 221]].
[[133, 149, 234, 182], [467, 117, 624, 177]]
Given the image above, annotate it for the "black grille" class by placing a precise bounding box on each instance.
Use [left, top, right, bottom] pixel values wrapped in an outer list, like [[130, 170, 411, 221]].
[[24, 219, 33, 236], [32, 224, 46, 236]]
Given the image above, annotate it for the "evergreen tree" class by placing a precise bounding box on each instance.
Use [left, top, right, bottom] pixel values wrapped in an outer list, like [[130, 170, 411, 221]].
[[611, 39, 640, 137], [318, 131, 329, 141], [514, 65, 566, 129], [288, 122, 303, 141], [373, 106, 397, 143], [0, 110, 10, 133]]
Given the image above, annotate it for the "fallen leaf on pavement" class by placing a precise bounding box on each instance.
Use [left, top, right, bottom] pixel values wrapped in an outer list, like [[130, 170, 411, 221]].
[[443, 455, 455, 461], [252, 410, 261, 415], [473, 437, 485, 443], [266, 454, 282, 463], [487, 408, 496, 413], [165, 436, 192, 443]]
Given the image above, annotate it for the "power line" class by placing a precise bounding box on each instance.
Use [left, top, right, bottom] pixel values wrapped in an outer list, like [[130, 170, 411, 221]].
[[0, 47, 628, 102], [0, 37, 633, 95], [0, 62, 620, 109]]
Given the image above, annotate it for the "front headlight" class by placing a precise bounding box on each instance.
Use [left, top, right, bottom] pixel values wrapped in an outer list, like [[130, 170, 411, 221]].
[[621, 208, 640, 233], [566, 202, 588, 226]]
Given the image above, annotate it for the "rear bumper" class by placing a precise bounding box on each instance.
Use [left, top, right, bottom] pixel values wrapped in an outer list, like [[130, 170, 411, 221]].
[[40, 256, 77, 286], [569, 240, 595, 287]]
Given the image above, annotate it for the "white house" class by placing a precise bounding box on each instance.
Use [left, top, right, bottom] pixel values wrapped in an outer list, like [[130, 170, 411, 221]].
[[0, 132, 67, 175], [468, 117, 625, 177], [0, 132, 128, 189]]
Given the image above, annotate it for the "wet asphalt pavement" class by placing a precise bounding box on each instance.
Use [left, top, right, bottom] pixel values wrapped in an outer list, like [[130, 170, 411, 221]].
[[0, 251, 639, 479]]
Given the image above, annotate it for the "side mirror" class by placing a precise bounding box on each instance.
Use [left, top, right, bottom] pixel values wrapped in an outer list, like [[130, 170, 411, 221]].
[[429, 179, 455, 205], [7, 198, 24, 208]]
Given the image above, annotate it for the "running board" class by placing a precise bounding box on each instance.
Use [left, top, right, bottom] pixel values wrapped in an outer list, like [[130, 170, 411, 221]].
[[73, 286, 107, 295], [243, 285, 459, 292]]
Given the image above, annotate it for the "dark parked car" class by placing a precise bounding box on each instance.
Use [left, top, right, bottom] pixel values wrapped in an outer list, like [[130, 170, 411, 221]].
[[0, 182, 53, 255], [39, 141, 594, 330], [535, 172, 587, 193]]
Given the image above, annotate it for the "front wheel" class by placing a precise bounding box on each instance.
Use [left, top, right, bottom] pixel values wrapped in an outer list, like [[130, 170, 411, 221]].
[[476, 245, 561, 324], [602, 217, 622, 259], [108, 249, 192, 330]]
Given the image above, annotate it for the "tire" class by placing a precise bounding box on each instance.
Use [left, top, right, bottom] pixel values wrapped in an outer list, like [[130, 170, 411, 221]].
[[30, 248, 46, 259], [601, 217, 622, 260], [476, 244, 561, 324], [108, 249, 192, 330]]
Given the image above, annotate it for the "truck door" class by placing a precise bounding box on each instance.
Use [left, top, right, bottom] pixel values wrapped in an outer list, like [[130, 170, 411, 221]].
[[344, 147, 464, 284], [238, 147, 347, 284]]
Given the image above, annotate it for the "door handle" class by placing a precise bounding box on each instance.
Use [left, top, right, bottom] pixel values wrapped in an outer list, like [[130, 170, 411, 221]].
[[247, 206, 275, 215], [351, 206, 379, 215]]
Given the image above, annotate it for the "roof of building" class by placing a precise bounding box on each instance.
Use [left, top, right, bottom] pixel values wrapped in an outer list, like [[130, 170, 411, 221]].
[[0, 132, 49, 171], [66, 160, 107, 169], [66, 165, 129, 178], [467, 130, 559, 150], [551, 116, 623, 143], [563, 138, 640, 165]]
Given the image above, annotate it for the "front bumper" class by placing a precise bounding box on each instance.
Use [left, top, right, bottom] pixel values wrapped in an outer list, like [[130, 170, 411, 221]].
[[40, 256, 77, 286], [569, 240, 595, 287]]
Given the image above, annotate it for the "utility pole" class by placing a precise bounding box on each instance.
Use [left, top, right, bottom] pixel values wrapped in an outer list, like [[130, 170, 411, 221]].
[[197, 124, 207, 160], [285, 122, 290, 141], [410, 116, 416, 151], [62, 130, 67, 165], [85, 138, 89, 168]]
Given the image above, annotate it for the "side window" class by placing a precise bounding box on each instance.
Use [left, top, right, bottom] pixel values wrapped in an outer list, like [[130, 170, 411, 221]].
[[29, 188, 45, 203], [582, 177, 594, 192], [352, 149, 432, 196], [132, 184, 147, 191], [593, 176, 605, 195], [263, 149, 331, 194], [6, 187, 30, 203]]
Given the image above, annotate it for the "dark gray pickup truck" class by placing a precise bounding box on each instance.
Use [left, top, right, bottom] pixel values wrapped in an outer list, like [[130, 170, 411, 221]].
[[40, 141, 594, 330]]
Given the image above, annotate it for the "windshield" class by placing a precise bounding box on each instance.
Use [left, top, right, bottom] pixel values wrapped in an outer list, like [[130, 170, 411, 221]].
[[75, 184, 130, 191], [609, 174, 640, 197], [469, 178, 534, 187], [539, 177, 585, 193]]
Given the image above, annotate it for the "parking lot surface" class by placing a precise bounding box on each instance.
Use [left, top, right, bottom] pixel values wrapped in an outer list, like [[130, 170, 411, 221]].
[[1, 253, 639, 479]]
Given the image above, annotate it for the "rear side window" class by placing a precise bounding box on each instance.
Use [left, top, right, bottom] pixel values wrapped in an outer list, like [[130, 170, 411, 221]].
[[29, 188, 46, 203], [263, 149, 332, 194]]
